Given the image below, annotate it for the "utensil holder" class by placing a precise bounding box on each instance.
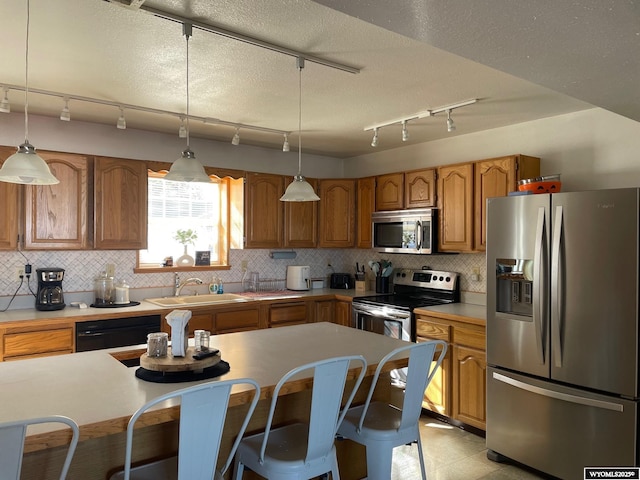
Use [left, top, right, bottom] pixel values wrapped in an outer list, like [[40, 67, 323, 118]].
[[375, 276, 390, 293]]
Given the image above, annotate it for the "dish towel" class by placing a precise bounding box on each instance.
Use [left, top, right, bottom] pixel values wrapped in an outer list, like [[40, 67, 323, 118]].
[[165, 309, 192, 357]]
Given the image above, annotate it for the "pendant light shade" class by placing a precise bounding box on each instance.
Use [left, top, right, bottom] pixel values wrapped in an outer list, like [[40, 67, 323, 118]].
[[281, 57, 319, 202], [164, 22, 210, 184], [0, 0, 58, 185], [0, 142, 59, 185]]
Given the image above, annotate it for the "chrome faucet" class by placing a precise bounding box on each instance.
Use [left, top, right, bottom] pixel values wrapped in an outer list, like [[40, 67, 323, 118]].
[[174, 274, 203, 296]]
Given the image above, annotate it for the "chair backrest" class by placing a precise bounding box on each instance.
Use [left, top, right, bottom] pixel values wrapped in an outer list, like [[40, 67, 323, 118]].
[[259, 355, 367, 464], [0, 415, 79, 480], [122, 377, 260, 480], [356, 340, 447, 433]]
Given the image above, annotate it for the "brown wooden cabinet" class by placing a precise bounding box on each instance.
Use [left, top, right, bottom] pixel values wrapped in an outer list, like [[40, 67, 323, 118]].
[[23, 151, 90, 250], [215, 306, 260, 333], [356, 177, 375, 249], [437, 162, 475, 252], [405, 168, 436, 208], [0, 147, 19, 250], [334, 299, 352, 327], [375, 172, 404, 211], [416, 312, 486, 430], [267, 301, 310, 327], [1, 323, 74, 361], [244, 173, 284, 249], [438, 155, 540, 252], [314, 299, 335, 324], [94, 156, 148, 249], [318, 179, 356, 248], [284, 177, 318, 248], [474, 154, 540, 251]]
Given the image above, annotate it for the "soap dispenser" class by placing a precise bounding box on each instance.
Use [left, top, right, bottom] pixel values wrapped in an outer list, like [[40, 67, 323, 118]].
[[209, 277, 218, 294], [217, 277, 224, 294]]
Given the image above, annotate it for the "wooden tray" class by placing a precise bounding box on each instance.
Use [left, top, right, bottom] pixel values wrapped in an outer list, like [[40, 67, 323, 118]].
[[140, 346, 220, 373]]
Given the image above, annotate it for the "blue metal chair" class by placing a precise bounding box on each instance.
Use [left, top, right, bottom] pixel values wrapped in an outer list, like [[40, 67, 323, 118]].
[[336, 340, 447, 480], [110, 378, 260, 480], [233, 355, 368, 480], [0, 415, 80, 480]]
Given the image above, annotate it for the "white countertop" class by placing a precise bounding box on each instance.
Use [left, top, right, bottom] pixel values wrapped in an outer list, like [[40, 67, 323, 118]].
[[0, 322, 409, 438], [415, 303, 486, 322]]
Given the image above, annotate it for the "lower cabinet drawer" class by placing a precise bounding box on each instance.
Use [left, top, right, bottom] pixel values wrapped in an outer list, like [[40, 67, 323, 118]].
[[453, 326, 485, 350], [4, 328, 74, 358], [416, 319, 451, 342], [269, 303, 307, 326], [216, 309, 259, 332]]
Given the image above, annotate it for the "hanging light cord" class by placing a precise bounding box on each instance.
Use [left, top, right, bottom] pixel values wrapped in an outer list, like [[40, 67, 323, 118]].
[[23, 0, 31, 144], [297, 58, 303, 177], [184, 24, 191, 151]]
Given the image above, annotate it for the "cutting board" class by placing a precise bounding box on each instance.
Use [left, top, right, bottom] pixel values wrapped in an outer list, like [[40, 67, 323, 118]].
[[140, 346, 220, 372]]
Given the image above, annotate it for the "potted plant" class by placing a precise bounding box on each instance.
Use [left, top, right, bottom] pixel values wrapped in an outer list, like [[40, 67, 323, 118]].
[[174, 229, 198, 266]]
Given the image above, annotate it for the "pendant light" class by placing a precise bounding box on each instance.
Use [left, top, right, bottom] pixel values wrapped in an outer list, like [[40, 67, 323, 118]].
[[280, 57, 319, 202], [0, 0, 58, 185], [164, 22, 210, 183]]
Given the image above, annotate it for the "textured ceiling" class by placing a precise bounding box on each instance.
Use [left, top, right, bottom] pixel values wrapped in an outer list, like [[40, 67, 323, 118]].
[[0, 0, 609, 158]]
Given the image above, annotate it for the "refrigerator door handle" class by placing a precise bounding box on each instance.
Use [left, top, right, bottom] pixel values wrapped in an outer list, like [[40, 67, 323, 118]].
[[533, 206, 547, 365], [492, 372, 624, 412], [551, 205, 564, 368]]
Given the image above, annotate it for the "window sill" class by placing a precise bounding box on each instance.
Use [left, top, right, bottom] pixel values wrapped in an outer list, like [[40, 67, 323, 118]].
[[134, 265, 231, 274]]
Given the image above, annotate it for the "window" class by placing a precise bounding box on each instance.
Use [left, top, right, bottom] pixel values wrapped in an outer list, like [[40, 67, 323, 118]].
[[138, 169, 243, 269]]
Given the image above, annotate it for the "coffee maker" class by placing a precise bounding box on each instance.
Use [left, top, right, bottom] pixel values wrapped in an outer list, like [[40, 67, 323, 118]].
[[36, 268, 66, 311]]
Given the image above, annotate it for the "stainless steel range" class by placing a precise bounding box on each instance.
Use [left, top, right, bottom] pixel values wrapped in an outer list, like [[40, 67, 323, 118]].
[[352, 268, 460, 342], [352, 268, 459, 386]]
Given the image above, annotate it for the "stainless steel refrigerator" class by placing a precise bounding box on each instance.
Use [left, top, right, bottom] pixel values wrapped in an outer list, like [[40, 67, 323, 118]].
[[486, 188, 639, 479]]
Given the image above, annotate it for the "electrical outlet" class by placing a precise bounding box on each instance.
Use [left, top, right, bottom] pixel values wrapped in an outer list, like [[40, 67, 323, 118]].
[[471, 267, 481, 282], [16, 267, 25, 281], [241, 260, 248, 271]]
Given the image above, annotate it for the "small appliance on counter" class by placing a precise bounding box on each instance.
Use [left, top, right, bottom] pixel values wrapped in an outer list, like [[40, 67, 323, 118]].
[[330, 273, 353, 289], [286, 265, 310, 291], [35, 268, 65, 311]]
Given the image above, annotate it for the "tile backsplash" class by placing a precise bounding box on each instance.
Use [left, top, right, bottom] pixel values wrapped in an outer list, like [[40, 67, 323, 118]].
[[0, 248, 487, 308]]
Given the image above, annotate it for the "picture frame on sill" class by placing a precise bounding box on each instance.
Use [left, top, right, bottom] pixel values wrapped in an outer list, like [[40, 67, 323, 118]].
[[195, 251, 210, 266]]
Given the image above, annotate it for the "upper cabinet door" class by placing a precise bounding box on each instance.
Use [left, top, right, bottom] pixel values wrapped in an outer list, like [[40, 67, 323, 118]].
[[474, 155, 540, 251], [405, 168, 436, 208], [0, 147, 20, 250], [356, 177, 375, 249], [94, 156, 148, 250], [244, 173, 284, 249], [375, 172, 404, 211], [319, 179, 356, 248], [23, 151, 90, 250], [438, 163, 474, 252], [284, 177, 318, 248]]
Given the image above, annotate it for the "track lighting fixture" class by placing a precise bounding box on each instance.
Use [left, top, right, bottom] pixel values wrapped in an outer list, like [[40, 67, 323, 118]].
[[282, 133, 290, 152], [0, 0, 58, 185], [60, 97, 70, 121], [178, 116, 187, 138], [364, 98, 476, 145], [0, 87, 10, 113], [446, 109, 456, 132], [231, 127, 240, 146], [371, 127, 379, 147], [116, 107, 126, 129], [280, 57, 320, 202], [164, 22, 210, 183], [402, 120, 409, 142]]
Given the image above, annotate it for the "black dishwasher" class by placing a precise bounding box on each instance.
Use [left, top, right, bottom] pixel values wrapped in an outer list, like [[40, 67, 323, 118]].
[[75, 315, 161, 352]]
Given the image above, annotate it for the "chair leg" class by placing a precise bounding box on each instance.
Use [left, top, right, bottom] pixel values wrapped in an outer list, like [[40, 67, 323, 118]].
[[331, 460, 341, 480], [364, 444, 393, 480], [233, 457, 244, 480], [416, 436, 428, 480]]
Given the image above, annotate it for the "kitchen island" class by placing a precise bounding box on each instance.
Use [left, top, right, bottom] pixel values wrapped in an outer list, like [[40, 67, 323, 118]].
[[0, 322, 409, 480]]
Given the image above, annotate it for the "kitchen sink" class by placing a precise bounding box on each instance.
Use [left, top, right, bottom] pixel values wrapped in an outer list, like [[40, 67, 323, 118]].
[[144, 293, 249, 307]]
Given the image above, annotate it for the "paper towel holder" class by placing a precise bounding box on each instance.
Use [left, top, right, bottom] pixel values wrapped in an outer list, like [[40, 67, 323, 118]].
[[269, 250, 297, 260]]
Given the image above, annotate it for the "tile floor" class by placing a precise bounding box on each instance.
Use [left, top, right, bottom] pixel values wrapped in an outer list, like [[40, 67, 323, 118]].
[[390, 416, 551, 479]]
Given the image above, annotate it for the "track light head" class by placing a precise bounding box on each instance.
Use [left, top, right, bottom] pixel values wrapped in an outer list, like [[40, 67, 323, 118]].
[[60, 97, 70, 121], [371, 127, 379, 147], [446, 109, 455, 132], [0, 87, 10, 113], [231, 128, 240, 146], [401, 120, 409, 142], [283, 133, 290, 152], [117, 107, 126, 129]]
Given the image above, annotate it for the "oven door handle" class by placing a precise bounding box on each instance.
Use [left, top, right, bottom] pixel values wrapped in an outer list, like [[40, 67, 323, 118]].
[[352, 306, 410, 321], [77, 331, 105, 337]]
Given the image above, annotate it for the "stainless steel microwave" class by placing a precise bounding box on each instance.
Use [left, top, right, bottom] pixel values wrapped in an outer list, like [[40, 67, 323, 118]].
[[372, 208, 437, 254]]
